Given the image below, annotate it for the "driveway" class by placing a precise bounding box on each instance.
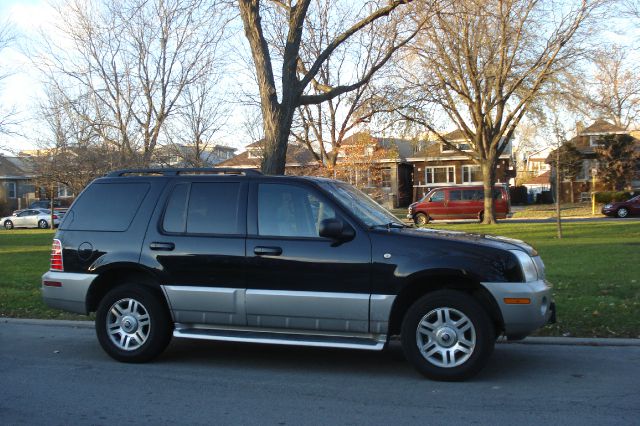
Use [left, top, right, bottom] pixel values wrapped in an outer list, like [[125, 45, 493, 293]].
[[1, 320, 638, 425]]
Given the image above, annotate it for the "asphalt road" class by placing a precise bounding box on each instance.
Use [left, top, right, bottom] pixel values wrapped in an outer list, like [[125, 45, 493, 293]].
[[1, 321, 639, 426]]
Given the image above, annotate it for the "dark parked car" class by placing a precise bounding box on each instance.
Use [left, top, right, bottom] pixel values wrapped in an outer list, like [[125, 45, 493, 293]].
[[601, 195, 640, 218], [42, 168, 554, 381]]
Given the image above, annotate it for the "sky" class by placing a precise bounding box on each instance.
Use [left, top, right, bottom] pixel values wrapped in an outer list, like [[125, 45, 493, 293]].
[[0, 0, 53, 154], [0, 0, 258, 156], [1, 0, 638, 157]]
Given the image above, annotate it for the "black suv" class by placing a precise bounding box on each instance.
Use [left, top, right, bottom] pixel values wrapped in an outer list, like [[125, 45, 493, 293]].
[[42, 168, 554, 381]]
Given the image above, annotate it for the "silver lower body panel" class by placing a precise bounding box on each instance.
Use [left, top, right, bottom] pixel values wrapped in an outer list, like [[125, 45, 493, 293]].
[[480, 279, 554, 337], [42, 271, 98, 314]]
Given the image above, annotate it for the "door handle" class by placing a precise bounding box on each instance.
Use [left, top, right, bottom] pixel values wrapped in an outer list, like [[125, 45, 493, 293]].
[[149, 242, 175, 251], [254, 246, 283, 256]]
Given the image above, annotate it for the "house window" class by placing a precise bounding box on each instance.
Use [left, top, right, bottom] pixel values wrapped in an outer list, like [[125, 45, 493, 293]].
[[57, 185, 73, 198], [425, 166, 455, 184], [577, 159, 596, 180], [3, 182, 16, 198], [462, 165, 482, 183], [247, 148, 262, 159], [442, 142, 472, 152], [365, 146, 374, 156], [381, 169, 392, 187], [589, 136, 603, 147]]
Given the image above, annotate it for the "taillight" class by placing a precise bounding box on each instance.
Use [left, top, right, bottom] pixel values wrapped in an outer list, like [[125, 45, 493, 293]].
[[50, 239, 63, 271], [52, 215, 59, 219]]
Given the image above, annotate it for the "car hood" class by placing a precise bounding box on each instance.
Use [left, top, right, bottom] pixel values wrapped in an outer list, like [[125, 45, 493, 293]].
[[396, 227, 537, 256]]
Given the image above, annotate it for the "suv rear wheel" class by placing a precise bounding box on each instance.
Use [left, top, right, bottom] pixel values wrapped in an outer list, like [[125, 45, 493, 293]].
[[401, 289, 495, 381], [96, 284, 172, 363]]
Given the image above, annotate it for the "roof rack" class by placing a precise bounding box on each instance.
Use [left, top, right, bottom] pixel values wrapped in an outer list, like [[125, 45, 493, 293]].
[[106, 168, 263, 177]]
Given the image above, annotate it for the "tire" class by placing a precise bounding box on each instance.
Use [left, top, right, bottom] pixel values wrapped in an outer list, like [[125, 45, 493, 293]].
[[38, 219, 49, 229], [401, 289, 495, 381], [414, 212, 429, 226], [4, 220, 13, 230], [95, 284, 173, 363], [617, 208, 629, 218], [478, 211, 484, 223]]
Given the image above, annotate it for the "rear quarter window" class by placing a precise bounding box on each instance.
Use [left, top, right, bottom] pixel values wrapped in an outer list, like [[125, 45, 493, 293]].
[[61, 182, 150, 231]]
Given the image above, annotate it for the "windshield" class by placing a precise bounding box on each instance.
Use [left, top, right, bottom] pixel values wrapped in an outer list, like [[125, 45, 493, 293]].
[[318, 181, 405, 228]]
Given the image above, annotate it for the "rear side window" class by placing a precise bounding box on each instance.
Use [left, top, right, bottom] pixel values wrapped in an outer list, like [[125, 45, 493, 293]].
[[462, 189, 482, 201], [61, 183, 150, 231], [449, 190, 462, 201], [162, 182, 242, 235]]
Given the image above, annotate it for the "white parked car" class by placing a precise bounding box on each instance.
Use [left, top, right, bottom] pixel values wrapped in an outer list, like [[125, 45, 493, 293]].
[[2, 209, 61, 230]]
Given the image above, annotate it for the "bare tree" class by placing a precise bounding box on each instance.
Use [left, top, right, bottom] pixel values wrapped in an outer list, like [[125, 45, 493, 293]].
[[31, 85, 119, 197], [38, 0, 230, 166], [238, 0, 424, 175], [163, 78, 230, 167], [391, 0, 602, 223], [571, 46, 640, 128], [290, 1, 394, 170], [0, 19, 19, 142]]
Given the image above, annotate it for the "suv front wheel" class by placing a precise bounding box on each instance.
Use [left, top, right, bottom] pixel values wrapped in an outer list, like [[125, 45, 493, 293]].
[[96, 284, 173, 363], [401, 289, 495, 381]]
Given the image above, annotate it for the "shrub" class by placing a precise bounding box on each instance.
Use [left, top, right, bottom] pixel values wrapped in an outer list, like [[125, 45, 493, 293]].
[[509, 186, 528, 205], [595, 191, 635, 203]]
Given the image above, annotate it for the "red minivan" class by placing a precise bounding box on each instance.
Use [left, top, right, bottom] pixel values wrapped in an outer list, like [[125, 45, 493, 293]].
[[408, 185, 511, 225]]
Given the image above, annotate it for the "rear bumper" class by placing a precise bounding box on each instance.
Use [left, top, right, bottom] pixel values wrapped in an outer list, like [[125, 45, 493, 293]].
[[480, 279, 554, 338], [41, 271, 98, 315]]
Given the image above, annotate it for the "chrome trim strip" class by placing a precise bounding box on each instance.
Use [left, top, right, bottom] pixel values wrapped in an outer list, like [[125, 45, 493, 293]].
[[173, 325, 386, 351]]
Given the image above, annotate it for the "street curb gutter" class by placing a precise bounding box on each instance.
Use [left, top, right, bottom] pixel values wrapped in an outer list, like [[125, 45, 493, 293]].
[[502, 337, 640, 347], [3, 318, 640, 347]]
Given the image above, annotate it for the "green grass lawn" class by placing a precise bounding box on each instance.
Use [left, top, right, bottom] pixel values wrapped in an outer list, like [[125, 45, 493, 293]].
[[426, 221, 640, 338], [511, 203, 602, 218], [1, 224, 639, 338], [0, 229, 86, 320]]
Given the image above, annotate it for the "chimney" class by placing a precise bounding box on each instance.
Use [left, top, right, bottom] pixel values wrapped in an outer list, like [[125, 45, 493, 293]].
[[576, 121, 585, 135]]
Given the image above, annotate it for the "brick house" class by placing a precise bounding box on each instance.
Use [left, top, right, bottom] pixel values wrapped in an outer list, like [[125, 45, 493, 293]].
[[548, 120, 640, 202], [0, 156, 37, 215], [406, 130, 514, 201], [217, 140, 320, 172]]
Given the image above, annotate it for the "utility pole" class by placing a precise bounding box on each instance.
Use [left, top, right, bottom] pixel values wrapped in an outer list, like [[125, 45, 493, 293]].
[[555, 144, 563, 239]]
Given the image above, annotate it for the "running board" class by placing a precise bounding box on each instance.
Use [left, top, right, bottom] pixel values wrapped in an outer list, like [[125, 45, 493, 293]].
[[173, 326, 386, 351]]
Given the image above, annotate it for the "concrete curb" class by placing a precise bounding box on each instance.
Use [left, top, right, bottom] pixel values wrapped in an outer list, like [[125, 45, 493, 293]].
[[3, 317, 640, 347], [503, 336, 640, 347], [1, 318, 94, 329]]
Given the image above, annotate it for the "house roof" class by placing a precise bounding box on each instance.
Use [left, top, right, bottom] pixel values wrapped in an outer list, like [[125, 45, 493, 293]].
[[443, 129, 468, 141], [340, 132, 414, 160], [217, 142, 319, 168], [0, 156, 36, 178], [580, 120, 626, 135], [525, 170, 551, 185]]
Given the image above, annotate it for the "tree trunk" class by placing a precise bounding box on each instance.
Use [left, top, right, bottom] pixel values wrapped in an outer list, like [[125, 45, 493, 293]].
[[260, 105, 294, 175], [481, 160, 497, 224], [569, 180, 574, 203]]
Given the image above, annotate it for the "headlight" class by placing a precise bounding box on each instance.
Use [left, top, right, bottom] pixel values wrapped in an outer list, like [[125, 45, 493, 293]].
[[509, 250, 538, 282], [604, 204, 612, 209]]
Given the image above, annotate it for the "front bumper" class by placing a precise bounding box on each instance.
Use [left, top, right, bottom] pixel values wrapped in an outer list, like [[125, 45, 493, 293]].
[[42, 271, 98, 314], [480, 279, 554, 338]]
